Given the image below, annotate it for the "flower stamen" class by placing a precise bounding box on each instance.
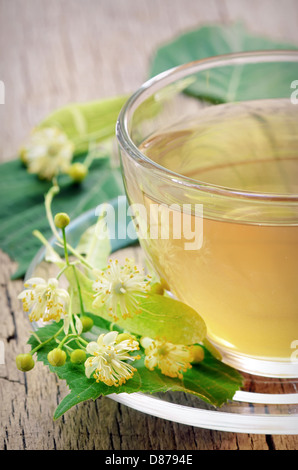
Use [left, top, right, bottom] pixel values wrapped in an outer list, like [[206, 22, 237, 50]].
[[92, 258, 151, 321], [84, 331, 140, 387], [18, 277, 69, 323], [141, 337, 193, 379]]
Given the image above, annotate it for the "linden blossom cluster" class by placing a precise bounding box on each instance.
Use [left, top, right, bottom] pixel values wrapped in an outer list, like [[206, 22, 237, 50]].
[[15, 200, 204, 388], [19, 126, 88, 182]]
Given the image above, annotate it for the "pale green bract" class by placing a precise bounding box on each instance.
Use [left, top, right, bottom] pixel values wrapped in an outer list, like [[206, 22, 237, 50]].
[[75, 210, 112, 271], [38, 95, 129, 156]]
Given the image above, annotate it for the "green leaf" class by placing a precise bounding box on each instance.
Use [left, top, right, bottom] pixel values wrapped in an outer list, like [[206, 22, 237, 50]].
[[149, 23, 298, 102], [0, 156, 124, 279], [27, 314, 243, 419]]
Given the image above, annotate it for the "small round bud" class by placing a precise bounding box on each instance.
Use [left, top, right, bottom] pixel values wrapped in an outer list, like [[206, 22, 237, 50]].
[[19, 147, 28, 165], [70, 349, 87, 364], [116, 333, 136, 344], [54, 212, 70, 229], [190, 345, 205, 364], [80, 315, 94, 332], [68, 162, 88, 182], [16, 353, 35, 372], [47, 348, 67, 367]]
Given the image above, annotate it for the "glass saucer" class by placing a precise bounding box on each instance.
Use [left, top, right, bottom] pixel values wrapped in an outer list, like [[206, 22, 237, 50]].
[[26, 197, 298, 435]]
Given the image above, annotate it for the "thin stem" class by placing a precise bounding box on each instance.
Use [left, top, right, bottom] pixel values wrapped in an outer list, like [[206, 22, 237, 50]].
[[30, 325, 64, 355], [56, 264, 70, 280], [75, 336, 88, 346], [83, 140, 110, 169], [44, 184, 94, 270], [62, 228, 69, 265], [66, 291, 84, 350], [68, 331, 88, 350], [56, 261, 82, 280], [72, 265, 85, 315], [58, 333, 88, 350], [57, 333, 80, 350], [61, 226, 85, 316], [45, 184, 61, 241]]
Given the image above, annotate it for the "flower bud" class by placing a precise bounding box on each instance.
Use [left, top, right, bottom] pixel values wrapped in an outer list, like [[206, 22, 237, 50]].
[[116, 333, 136, 344], [47, 348, 67, 367], [190, 345, 205, 364], [16, 353, 35, 372], [80, 315, 94, 332], [54, 212, 70, 229], [70, 349, 87, 364], [68, 162, 88, 182], [19, 147, 28, 165]]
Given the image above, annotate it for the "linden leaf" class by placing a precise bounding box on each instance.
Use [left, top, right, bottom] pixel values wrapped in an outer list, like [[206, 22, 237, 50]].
[[27, 314, 243, 419], [149, 23, 298, 103]]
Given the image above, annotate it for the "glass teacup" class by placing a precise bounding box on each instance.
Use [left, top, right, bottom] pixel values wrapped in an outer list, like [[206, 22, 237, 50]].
[[116, 51, 298, 378]]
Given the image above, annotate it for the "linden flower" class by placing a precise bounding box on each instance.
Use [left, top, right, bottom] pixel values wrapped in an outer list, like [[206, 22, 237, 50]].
[[92, 258, 151, 321], [84, 331, 140, 387], [20, 127, 74, 180], [141, 337, 193, 379], [18, 277, 69, 323]]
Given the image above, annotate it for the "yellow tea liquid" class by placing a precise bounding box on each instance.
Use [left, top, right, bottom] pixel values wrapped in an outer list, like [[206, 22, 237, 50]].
[[129, 99, 298, 361]]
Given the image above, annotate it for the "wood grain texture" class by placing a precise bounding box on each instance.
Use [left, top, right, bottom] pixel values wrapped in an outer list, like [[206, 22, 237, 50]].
[[1, 0, 298, 451]]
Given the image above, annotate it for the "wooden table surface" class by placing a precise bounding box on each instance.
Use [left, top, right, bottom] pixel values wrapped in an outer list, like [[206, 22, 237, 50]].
[[1, 0, 298, 451]]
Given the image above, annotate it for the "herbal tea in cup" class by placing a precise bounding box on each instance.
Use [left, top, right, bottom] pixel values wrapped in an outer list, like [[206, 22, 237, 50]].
[[117, 52, 298, 377]]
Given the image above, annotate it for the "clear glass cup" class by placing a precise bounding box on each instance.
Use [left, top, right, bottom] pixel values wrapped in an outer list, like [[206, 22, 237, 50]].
[[116, 51, 298, 378]]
